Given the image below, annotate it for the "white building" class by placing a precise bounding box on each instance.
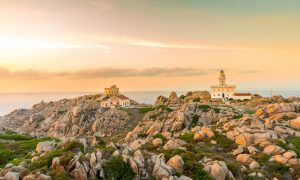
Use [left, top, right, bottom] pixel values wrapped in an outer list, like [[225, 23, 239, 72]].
[[210, 70, 251, 101], [101, 85, 131, 108]]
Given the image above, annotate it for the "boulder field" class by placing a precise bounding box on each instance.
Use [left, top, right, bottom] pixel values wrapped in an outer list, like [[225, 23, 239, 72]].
[[1, 92, 300, 180]]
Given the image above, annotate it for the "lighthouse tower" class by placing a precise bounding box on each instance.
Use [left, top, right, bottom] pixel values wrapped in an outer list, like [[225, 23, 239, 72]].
[[219, 70, 226, 86], [210, 70, 236, 100]]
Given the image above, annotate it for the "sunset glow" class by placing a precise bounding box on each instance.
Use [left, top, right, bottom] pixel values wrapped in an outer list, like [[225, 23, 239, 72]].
[[0, 0, 299, 92]]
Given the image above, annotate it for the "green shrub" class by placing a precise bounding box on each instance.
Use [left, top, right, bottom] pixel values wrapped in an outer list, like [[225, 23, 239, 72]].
[[96, 136, 106, 148], [0, 133, 33, 141], [252, 152, 270, 166], [267, 161, 289, 174], [233, 114, 243, 119], [178, 133, 194, 143], [139, 107, 154, 113], [64, 141, 84, 152], [213, 108, 221, 113], [190, 114, 200, 128], [54, 170, 72, 180], [138, 133, 148, 138], [153, 133, 167, 143], [197, 105, 211, 112], [30, 149, 64, 170], [156, 105, 174, 112], [0, 135, 53, 167], [142, 143, 158, 152], [244, 109, 255, 114], [193, 98, 201, 102], [104, 156, 135, 180], [59, 152, 74, 166], [0, 149, 14, 166], [184, 160, 212, 180], [209, 131, 235, 152]]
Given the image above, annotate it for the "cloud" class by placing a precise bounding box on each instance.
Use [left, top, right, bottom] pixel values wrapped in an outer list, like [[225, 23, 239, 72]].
[[73, 35, 255, 51], [0, 67, 218, 80], [238, 70, 259, 74]]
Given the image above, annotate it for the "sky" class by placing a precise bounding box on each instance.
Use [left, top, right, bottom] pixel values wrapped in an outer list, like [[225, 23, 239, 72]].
[[0, 0, 300, 92]]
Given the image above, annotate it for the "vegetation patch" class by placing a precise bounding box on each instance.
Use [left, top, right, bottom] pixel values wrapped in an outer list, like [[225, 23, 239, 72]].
[[244, 109, 256, 114], [275, 137, 300, 156], [178, 133, 194, 143], [0, 133, 53, 167], [139, 107, 154, 113], [233, 114, 243, 119], [193, 97, 201, 102], [104, 155, 135, 180], [213, 108, 221, 113], [153, 133, 167, 143], [197, 105, 211, 112], [190, 114, 200, 128]]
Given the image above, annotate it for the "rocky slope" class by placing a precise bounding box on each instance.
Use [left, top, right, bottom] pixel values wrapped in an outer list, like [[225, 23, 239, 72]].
[[1, 92, 300, 180]]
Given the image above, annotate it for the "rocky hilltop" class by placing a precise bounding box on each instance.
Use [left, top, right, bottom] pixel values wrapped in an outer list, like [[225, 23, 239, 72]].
[[1, 92, 300, 180]]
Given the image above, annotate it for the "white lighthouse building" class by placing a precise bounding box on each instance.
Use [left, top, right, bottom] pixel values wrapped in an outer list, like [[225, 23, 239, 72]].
[[210, 70, 251, 101]]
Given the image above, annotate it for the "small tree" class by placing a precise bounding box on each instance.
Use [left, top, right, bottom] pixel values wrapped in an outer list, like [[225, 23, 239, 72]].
[[104, 155, 135, 180]]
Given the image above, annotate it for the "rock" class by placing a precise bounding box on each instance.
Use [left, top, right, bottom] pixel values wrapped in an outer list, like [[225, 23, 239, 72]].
[[129, 158, 139, 174], [36, 174, 51, 180], [249, 161, 260, 169], [232, 147, 244, 156], [155, 95, 169, 106], [129, 139, 145, 150], [288, 117, 300, 129], [236, 154, 254, 164], [194, 132, 205, 141], [240, 114, 264, 128], [35, 141, 56, 154], [263, 145, 285, 155], [72, 161, 88, 180], [211, 140, 217, 145], [4, 172, 20, 180], [283, 150, 297, 159], [169, 92, 181, 105], [202, 160, 232, 180], [151, 154, 172, 179], [163, 139, 187, 151], [274, 155, 288, 164], [29, 113, 45, 123], [235, 133, 253, 146], [201, 127, 214, 138], [178, 175, 193, 180], [152, 138, 163, 146], [210, 162, 226, 180], [166, 155, 184, 173], [52, 157, 64, 171]]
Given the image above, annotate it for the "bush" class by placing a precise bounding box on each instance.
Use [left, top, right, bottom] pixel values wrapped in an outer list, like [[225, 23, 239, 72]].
[[0, 134, 53, 167], [197, 105, 211, 112], [244, 109, 255, 114], [193, 98, 201, 102], [54, 170, 72, 180], [178, 133, 194, 143], [64, 141, 84, 152], [213, 108, 221, 113], [0, 133, 32, 141], [96, 136, 106, 148], [252, 152, 270, 166], [233, 114, 243, 119], [153, 133, 167, 143], [104, 156, 135, 180], [210, 131, 236, 152], [139, 107, 154, 113], [30, 149, 64, 170], [190, 114, 200, 128]]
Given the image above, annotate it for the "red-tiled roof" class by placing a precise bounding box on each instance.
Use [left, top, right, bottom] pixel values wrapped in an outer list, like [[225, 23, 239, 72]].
[[234, 93, 251, 96]]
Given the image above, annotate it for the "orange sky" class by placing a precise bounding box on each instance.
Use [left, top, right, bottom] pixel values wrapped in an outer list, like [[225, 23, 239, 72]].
[[0, 0, 300, 92]]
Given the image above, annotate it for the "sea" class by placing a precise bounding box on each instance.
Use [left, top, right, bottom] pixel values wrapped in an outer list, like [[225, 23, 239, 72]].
[[0, 90, 300, 116]]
